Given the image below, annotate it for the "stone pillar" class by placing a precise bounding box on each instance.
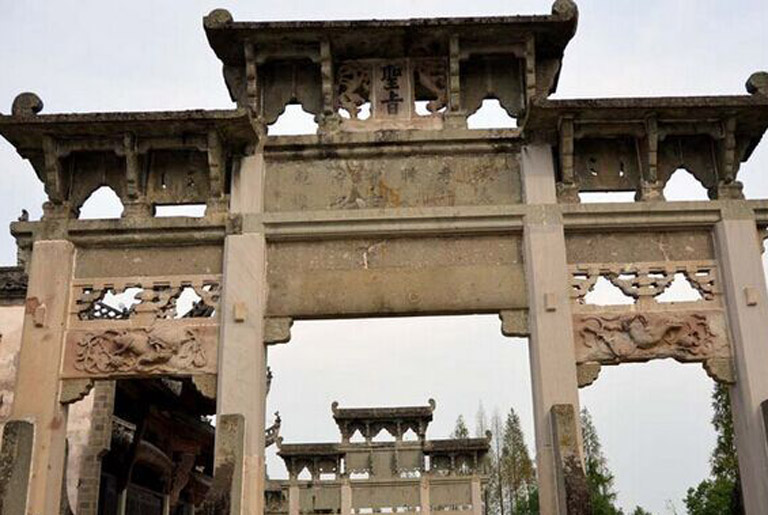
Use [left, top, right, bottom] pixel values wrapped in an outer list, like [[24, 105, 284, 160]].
[[215, 152, 269, 513], [419, 476, 430, 515], [519, 145, 583, 515], [340, 478, 352, 515], [470, 477, 483, 515], [714, 207, 768, 514], [288, 484, 300, 515], [2, 240, 75, 514]]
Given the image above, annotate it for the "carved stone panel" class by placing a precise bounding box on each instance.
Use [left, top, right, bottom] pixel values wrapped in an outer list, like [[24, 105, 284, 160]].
[[574, 311, 729, 365], [62, 322, 217, 379], [569, 260, 734, 384], [264, 151, 522, 212], [63, 275, 221, 379]]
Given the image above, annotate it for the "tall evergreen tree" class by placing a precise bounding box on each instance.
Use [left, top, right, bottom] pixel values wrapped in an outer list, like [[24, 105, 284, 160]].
[[452, 415, 470, 439], [684, 383, 743, 514], [580, 408, 622, 515], [500, 408, 536, 514]]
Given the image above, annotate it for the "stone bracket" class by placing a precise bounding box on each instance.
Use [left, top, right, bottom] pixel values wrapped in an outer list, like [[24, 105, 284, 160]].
[[576, 362, 601, 388], [59, 378, 95, 404], [499, 309, 529, 338], [265, 317, 293, 345], [192, 374, 218, 400]]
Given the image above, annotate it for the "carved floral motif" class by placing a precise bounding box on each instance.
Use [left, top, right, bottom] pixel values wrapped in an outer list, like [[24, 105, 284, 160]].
[[73, 322, 208, 375]]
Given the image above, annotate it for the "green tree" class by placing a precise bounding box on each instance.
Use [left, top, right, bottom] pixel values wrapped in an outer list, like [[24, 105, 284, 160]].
[[580, 408, 622, 515], [684, 383, 743, 515], [500, 408, 536, 514], [452, 414, 470, 439], [491, 410, 506, 515]]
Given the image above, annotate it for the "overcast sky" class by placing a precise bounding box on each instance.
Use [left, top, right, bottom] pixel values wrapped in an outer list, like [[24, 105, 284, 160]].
[[1, 1, 767, 513]]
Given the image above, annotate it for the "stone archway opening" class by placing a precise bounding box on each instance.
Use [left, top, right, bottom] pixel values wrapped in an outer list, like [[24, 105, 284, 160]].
[[579, 360, 720, 514], [265, 315, 535, 486]]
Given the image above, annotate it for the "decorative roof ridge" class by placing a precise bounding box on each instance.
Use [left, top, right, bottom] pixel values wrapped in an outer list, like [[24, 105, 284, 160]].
[[2, 94, 249, 123], [331, 399, 436, 420], [203, 1, 577, 31]]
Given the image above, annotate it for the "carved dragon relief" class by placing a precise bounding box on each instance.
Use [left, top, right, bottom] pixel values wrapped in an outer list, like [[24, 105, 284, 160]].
[[574, 311, 733, 386], [72, 323, 208, 375], [413, 59, 448, 114], [569, 262, 734, 386], [336, 62, 371, 120]]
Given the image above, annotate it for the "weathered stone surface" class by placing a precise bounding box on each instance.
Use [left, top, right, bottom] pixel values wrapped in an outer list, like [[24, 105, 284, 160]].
[[576, 362, 601, 388], [59, 379, 95, 404], [566, 231, 714, 264], [10, 92, 43, 117], [747, 71, 768, 97], [264, 150, 522, 212], [550, 404, 591, 515], [0, 306, 24, 421], [499, 309, 529, 337], [75, 245, 223, 278], [264, 317, 293, 344], [267, 235, 526, 317], [0, 420, 34, 515], [200, 414, 244, 515], [0, 267, 27, 306]]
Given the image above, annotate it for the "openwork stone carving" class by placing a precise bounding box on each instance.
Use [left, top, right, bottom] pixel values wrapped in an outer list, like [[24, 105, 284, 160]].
[[65, 275, 220, 379], [570, 261, 734, 385], [74, 277, 220, 322], [336, 62, 371, 119], [73, 322, 208, 375], [570, 262, 719, 304], [413, 59, 448, 114], [0, 267, 28, 304]]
